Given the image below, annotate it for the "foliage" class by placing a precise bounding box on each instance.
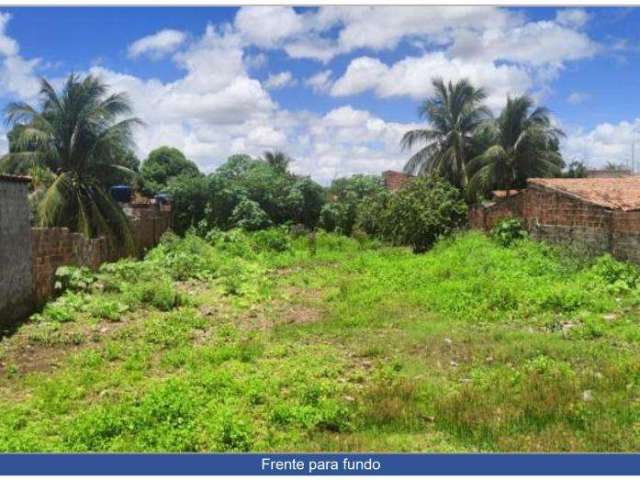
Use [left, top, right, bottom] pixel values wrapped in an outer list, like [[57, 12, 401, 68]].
[[467, 95, 564, 200], [354, 189, 390, 237], [251, 227, 292, 253], [563, 161, 588, 178], [198, 154, 324, 232], [381, 175, 467, 252], [139, 146, 201, 196], [230, 199, 272, 231], [401, 78, 490, 188], [165, 174, 210, 235], [490, 217, 528, 247], [590, 254, 640, 293], [5, 230, 640, 452], [4, 74, 139, 249], [319, 175, 386, 235], [262, 150, 291, 173], [54, 266, 97, 294]]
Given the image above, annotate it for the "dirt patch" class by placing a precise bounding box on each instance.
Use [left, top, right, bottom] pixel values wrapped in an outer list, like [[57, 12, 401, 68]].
[[0, 317, 129, 376]]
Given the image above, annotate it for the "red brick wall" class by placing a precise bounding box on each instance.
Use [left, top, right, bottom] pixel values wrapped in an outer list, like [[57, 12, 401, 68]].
[[468, 186, 640, 261], [468, 194, 524, 231], [31, 205, 172, 306], [32, 228, 109, 305]]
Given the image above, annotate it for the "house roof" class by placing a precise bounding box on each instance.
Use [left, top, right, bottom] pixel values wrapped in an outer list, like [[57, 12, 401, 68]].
[[0, 174, 31, 184], [528, 177, 640, 211]]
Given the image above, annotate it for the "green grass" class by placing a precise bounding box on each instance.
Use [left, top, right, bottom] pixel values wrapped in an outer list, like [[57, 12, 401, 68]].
[[1, 229, 640, 452]]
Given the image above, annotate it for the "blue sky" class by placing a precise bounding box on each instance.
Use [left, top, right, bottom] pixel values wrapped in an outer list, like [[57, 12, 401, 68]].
[[0, 6, 638, 182]]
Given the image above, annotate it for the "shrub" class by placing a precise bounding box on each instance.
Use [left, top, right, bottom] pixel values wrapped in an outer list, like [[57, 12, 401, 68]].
[[590, 254, 640, 293], [147, 232, 219, 280], [381, 175, 467, 253], [54, 266, 96, 294], [208, 229, 255, 258], [230, 199, 272, 231], [318, 203, 341, 233], [355, 190, 389, 237], [491, 217, 528, 247], [251, 228, 292, 253]]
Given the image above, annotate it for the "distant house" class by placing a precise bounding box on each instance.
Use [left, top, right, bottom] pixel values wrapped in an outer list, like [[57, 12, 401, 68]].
[[469, 177, 640, 263], [382, 170, 414, 191]]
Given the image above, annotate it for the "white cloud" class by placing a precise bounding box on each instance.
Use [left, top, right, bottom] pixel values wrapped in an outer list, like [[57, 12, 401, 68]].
[[243, 52, 267, 70], [556, 8, 590, 28], [567, 91, 591, 105], [0, 13, 18, 57], [264, 71, 297, 90], [448, 20, 597, 67], [288, 105, 422, 181], [234, 6, 306, 48], [332, 52, 532, 112], [127, 29, 187, 59], [562, 119, 640, 168], [305, 69, 333, 93], [0, 12, 40, 100]]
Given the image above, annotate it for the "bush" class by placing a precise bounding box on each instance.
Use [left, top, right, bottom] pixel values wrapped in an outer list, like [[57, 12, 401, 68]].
[[590, 254, 640, 293], [251, 228, 292, 253], [491, 217, 528, 247], [381, 175, 467, 253], [355, 190, 389, 237], [147, 232, 219, 280], [54, 266, 96, 294], [318, 203, 340, 233], [230, 199, 272, 231]]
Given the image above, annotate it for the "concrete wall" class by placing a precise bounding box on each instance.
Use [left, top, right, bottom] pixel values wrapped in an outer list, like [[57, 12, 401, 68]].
[[0, 177, 33, 327], [469, 186, 640, 262]]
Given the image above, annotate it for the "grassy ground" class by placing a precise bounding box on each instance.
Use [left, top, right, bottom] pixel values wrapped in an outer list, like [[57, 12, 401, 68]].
[[1, 229, 640, 452]]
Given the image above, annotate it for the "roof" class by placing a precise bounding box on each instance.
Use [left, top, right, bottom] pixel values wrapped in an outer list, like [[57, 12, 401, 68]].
[[382, 170, 414, 191], [528, 177, 640, 211], [0, 174, 31, 184]]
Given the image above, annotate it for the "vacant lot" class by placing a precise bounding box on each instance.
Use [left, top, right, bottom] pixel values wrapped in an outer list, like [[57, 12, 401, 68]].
[[1, 229, 639, 452]]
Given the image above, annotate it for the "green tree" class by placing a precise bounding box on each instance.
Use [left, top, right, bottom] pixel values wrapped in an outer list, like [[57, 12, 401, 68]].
[[230, 198, 272, 231], [140, 146, 200, 195], [605, 161, 629, 171], [467, 95, 564, 200], [382, 175, 467, 253], [320, 175, 385, 235], [564, 160, 588, 178], [401, 78, 490, 188], [262, 150, 291, 173], [4, 74, 140, 249], [165, 174, 210, 235]]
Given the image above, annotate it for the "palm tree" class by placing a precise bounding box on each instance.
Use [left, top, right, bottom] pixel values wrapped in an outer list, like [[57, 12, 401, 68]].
[[401, 78, 491, 188], [262, 150, 291, 173], [467, 95, 564, 200], [4, 74, 142, 251]]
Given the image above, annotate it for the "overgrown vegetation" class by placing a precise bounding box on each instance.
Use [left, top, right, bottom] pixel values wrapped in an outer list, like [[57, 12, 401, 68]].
[[1, 228, 640, 452]]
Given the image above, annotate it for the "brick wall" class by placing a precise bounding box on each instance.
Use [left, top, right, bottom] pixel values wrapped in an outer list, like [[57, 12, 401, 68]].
[[31, 204, 172, 307], [31, 228, 109, 306], [468, 194, 523, 231], [469, 185, 640, 262]]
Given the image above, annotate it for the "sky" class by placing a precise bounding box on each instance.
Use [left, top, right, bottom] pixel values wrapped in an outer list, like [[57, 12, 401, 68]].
[[0, 6, 639, 183]]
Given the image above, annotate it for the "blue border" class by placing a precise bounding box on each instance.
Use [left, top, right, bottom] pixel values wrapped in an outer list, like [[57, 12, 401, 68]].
[[0, 454, 639, 475]]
